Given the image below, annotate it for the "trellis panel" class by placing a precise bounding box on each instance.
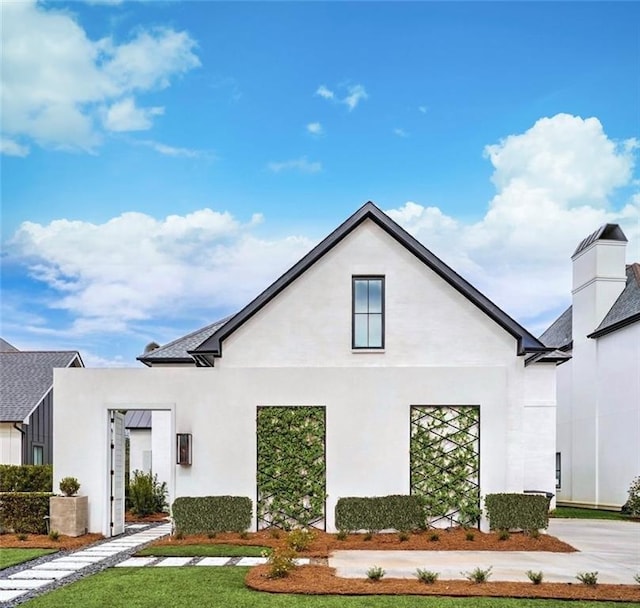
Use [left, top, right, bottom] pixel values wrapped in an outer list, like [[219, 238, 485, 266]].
[[256, 406, 326, 530], [410, 405, 480, 528]]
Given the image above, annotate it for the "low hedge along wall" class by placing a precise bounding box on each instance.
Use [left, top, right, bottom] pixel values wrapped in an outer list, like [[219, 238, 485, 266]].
[[484, 493, 550, 531], [335, 495, 425, 532], [0, 492, 53, 534], [0, 465, 52, 492], [172, 496, 252, 535]]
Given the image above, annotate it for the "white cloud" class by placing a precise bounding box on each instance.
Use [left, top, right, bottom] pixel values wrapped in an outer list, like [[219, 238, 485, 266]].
[[1, 0, 199, 151], [136, 139, 207, 158], [306, 122, 324, 136], [267, 157, 322, 173], [9, 209, 313, 335], [393, 128, 408, 138], [315, 82, 368, 111], [343, 84, 368, 111], [1, 137, 30, 157], [386, 113, 639, 328], [104, 97, 164, 132], [315, 85, 334, 100]]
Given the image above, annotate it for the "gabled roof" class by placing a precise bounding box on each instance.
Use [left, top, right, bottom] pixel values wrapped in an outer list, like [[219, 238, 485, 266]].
[[0, 351, 83, 422], [0, 338, 19, 352], [539, 305, 573, 351], [137, 316, 233, 366], [588, 263, 640, 338], [572, 223, 627, 258], [125, 410, 152, 429], [189, 202, 548, 366]]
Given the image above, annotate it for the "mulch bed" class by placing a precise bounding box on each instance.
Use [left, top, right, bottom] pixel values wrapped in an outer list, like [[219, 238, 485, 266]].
[[246, 565, 640, 603], [125, 510, 170, 523], [0, 533, 104, 550], [150, 528, 576, 556]]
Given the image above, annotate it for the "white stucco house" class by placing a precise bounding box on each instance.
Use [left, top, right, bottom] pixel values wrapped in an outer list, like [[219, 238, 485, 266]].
[[541, 224, 640, 510], [54, 202, 562, 536]]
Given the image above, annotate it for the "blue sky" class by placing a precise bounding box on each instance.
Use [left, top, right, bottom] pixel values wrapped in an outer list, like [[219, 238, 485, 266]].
[[1, 0, 639, 366]]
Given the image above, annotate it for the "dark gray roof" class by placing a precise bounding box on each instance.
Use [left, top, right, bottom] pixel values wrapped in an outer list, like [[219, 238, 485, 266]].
[[125, 410, 152, 429], [539, 306, 573, 350], [0, 338, 19, 352], [0, 351, 82, 422], [589, 264, 640, 338], [572, 223, 627, 257], [137, 316, 233, 366], [192, 202, 549, 365]]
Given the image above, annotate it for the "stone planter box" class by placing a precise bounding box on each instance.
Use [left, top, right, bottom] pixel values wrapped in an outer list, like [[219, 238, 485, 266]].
[[49, 496, 88, 537]]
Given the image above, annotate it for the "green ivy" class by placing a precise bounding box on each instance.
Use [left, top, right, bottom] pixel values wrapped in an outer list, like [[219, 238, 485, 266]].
[[410, 406, 480, 527], [257, 406, 325, 530]]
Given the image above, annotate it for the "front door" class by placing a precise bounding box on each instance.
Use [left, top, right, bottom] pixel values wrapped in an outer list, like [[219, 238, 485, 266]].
[[109, 411, 126, 536]]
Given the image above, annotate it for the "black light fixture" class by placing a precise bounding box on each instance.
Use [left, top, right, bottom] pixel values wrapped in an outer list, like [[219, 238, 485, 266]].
[[176, 433, 192, 465]]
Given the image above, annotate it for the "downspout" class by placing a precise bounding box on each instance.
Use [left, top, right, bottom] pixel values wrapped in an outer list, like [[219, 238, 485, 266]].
[[12, 422, 25, 436], [13, 423, 26, 464]]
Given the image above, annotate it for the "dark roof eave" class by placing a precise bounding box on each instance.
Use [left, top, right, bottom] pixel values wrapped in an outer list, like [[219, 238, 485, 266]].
[[136, 356, 195, 367], [588, 312, 640, 339], [193, 202, 546, 359]]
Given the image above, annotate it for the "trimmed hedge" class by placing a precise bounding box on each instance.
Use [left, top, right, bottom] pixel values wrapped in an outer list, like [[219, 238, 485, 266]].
[[335, 495, 425, 532], [0, 465, 53, 492], [0, 492, 53, 534], [172, 496, 252, 535], [484, 493, 550, 531]]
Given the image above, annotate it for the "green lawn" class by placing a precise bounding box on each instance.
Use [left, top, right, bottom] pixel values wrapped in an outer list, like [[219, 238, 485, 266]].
[[23, 567, 639, 608], [136, 544, 268, 557], [0, 548, 56, 570], [551, 506, 628, 520]]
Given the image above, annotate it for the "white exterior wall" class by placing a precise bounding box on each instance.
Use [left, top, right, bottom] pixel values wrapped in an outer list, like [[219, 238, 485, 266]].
[[52, 219, 556, 535], [555, 357, 573, 502], [129, 429, 152, 475], [151, 410, 173, 505], [0, 423, 23, 465]]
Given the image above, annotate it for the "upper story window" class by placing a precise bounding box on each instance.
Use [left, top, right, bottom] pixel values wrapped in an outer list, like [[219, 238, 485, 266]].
[[352, 276, 384, 349]]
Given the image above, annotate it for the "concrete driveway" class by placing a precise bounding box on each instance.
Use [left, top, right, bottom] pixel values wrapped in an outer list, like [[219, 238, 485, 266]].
[[329, 519, 640, 584]]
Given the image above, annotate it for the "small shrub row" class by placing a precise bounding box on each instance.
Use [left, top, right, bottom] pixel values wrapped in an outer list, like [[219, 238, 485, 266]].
[[484, 493, 550, 531], [172, 496, 251, 535], [0, 465, 52, 492], [0, 492, 53, 534], [335, 495, 425, 532]]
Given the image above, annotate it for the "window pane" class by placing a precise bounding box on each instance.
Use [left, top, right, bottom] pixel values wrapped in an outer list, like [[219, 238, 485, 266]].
[[33, 446, 43, 465], [368, 280, 382, 313], [368, 314, 382, 347], [354, 280, 368, 313], [354, 314, 368, 347]]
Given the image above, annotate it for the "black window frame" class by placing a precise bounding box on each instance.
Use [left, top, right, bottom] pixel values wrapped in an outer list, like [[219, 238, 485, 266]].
[[32, 444, 44, 466], [555, 452, 561, 489], [352, 276, 385, 349]]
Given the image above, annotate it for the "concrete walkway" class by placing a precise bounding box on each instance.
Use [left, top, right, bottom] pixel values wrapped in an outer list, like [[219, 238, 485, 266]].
[[329, 520, 640, 585]]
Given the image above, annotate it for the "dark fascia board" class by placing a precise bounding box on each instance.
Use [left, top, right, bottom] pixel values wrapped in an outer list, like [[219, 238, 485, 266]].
[[190, 201, 549, 361], [137, 356, 195, 367], [588, 312, 640, 339]]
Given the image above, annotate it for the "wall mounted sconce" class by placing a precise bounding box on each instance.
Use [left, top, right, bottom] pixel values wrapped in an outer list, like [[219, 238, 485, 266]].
[[176, 433, 192, 465]]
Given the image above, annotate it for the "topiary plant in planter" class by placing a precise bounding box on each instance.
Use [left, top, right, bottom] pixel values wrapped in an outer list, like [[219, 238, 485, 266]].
[[59, 477, 80, 497]]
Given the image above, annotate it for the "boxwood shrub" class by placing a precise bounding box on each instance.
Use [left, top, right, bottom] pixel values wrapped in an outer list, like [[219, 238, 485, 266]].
[[0, 492, 53, 533], [0, 465, 53, 492], [335, 495, 425, 532], [172, 496, 252, 535], [484, 493, 550, 531]]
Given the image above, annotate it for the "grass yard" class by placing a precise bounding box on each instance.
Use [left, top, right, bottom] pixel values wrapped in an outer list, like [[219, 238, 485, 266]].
[[551, 506, 629, 520], [136, 544, 268, 557], [22, 567, 640, 608], [0, 548, 56, 570]]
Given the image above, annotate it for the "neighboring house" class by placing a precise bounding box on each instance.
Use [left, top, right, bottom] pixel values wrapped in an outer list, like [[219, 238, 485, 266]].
[[541, 224, 640, 510], [0, 342, 83, 465], [54, 202, 562, 537]]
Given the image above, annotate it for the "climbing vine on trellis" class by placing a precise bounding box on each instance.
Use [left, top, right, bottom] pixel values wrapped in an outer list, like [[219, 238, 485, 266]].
[[410, 406, 480, 528], [256, 406, 326, 530]]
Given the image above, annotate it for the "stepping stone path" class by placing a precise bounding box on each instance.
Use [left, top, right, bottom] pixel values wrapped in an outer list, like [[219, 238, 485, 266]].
[[0, 523, 171, 605], [1, 522, 310, 605]]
